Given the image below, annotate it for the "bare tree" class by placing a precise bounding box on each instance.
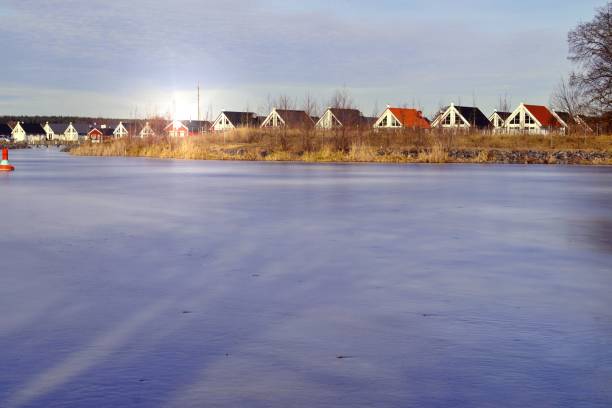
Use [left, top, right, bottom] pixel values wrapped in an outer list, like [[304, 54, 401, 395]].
[[329, 87, 355, 110], [551, 77, 586, 116], [568, 2, 612, 113], [497, 92, 511, 112]]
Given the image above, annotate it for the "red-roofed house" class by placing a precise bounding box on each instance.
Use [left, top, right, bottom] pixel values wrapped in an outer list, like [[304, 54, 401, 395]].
[[164, 120, 189, 138], [505, 103, 566, 134], [373, 106, 430, 130]]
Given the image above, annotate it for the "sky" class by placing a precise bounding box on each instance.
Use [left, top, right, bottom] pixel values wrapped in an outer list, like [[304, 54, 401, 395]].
[[0, 0, 605, 120]]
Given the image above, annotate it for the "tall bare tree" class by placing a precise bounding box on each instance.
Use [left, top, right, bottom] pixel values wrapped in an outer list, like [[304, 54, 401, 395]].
[[568, 2, 612, 113], [551, 77, 586, 116]]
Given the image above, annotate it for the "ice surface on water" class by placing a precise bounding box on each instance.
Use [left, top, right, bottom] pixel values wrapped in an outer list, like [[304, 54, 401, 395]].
[[1, 149, 611, 407]]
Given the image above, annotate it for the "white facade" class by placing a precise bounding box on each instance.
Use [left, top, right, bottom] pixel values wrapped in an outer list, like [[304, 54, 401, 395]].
[[261, 109, 285, 128], [430, 104, 468, 129], [504, 103, 565, 134], [63, 123, 81, 142], [315, 109, 341, 129], [211, 112, 236, 131], [113, 122, 129, 138], [373, 108, 403, 129], [11, 122, 45, 143], [489, 111, 507, 130], [43, 122, 65, 140], [139, 122, 155, 138]]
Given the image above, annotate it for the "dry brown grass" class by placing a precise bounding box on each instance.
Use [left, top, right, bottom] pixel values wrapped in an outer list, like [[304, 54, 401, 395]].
[[70, 129, 612, 165]]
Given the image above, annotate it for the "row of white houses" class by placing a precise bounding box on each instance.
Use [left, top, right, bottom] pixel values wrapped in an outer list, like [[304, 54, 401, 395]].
[[1, 103, 594, 143]]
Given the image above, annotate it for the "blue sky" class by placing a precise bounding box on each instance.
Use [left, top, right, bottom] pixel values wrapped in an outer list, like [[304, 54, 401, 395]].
[[0, 0, 605, 119]]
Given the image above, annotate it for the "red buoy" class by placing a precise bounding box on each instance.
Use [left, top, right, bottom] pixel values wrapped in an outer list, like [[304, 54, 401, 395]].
[[0, 148, 15, 172]]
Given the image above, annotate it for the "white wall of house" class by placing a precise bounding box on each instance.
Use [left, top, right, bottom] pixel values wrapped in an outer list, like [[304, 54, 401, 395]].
[[431, 104, 468, 129], [315, 109, 341, 129], [43, 123, 59, 140], [505, 104, 545, 134], [113, 122, 128, 138], [261, 110, 285, 128], [11, 123, 26, 142], [211, 113, 236, 131], [63, 123, 80, 142], [373, 109, 402, 129], [11, 123, 45, 143], [489, 112, 506, 130]]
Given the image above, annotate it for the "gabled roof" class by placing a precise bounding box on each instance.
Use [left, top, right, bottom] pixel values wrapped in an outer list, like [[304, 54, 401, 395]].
[[223, 111, 260, 127], [454, 106, 491, 128], [186, 120, 211, 132], [388, 108, 430, 129], [492, 111, 512, 120], [164, 120, 188, 131], [17, 123, 46, 134], [523, 105, 563, 128], [274, 109, 314, 127], [329, 108, 363, 127], [554, 111, 574, 126], [48, 123, 68, 133], [0, 123, 13, 136], [71, 122, 91, 135]]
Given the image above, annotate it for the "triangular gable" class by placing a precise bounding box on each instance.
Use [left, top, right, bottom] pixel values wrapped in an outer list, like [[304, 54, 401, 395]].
[[164, 120, 188, 131]]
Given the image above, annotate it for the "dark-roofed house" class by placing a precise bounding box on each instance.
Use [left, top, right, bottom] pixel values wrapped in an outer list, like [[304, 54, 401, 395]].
[[43, 122, 69, 140], [489, 111, 511, 130], [212, 111, 260, 131], [186, 120, 212, 135], [261, 109, 315, 129], [316, 108, 369, 129], [12, 122, 46, 143], [0, 123, 12, 139], [374, 107, 431, 130], [431, 104, 491, 130], [65, 122, 91, 141], [505, 103, 566, 134]]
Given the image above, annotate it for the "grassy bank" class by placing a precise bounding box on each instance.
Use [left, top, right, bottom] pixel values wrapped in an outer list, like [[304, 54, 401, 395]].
[[70, 129, 612, 165]]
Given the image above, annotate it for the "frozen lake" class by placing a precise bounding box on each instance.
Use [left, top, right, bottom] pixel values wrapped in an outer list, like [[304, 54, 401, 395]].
[[1, 149, 611, 408]]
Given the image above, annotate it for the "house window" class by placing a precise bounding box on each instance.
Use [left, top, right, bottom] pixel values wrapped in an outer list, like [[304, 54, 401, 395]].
[[510, 114, 521, 125], [381, 116, 388, 126], [455, 115, 464, 125], [392, 118, 401, 127], [443, 114, 452, 125], [525, 114, 534, 125]]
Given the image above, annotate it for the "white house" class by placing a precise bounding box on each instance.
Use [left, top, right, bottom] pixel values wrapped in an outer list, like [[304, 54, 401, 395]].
[[373, 107, 430, 130], [431, 103, 491, 130], [212, 111, 260, 131], [64, 122, 90, 141], [43, 122, 69, 140], [139, 122, 155, 138], [11, 122, 46, 143], [489, 111, 511, 131], [315, 108, 369, 129], [261, 109, 314, 129], [113, 121, 129, 138], [504, 103, 566, 134]]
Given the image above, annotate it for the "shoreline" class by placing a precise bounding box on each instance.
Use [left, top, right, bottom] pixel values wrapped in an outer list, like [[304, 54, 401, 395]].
[[69, 144, 612, 166]]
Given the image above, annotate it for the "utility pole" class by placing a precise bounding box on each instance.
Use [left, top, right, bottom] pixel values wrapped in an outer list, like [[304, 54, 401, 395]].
[[197, 82, 201, 122]]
